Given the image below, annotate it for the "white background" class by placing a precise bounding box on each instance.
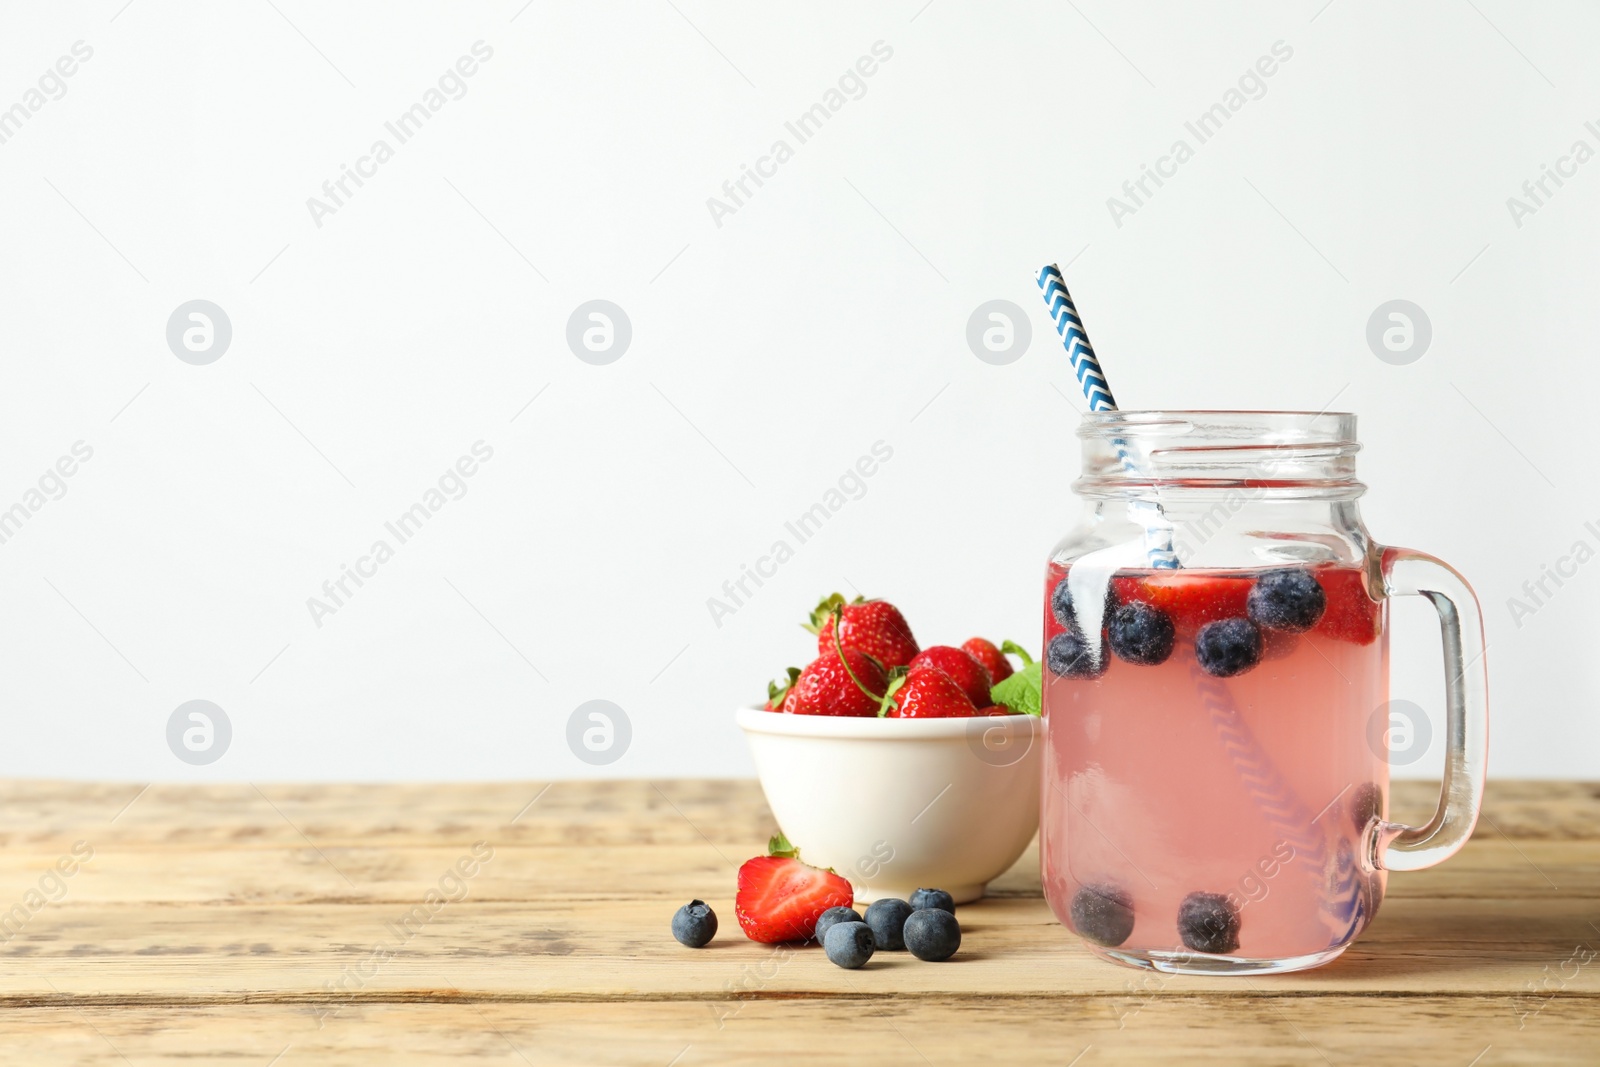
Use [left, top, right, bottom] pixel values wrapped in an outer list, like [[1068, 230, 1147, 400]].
[[0, 0, 1594, 782]]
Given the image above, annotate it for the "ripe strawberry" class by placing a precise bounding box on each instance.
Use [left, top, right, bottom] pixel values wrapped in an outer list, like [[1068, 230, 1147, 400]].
[[1111, 572, 1253, 635], [763, 667, 802, 711], [1311, 565, 1381, 645], [909, 645, 992, 708], [785, 647, 887, 717], [806, 593, 919, 668], [736, 834, 854, 943], [961, 637, 1015, 684], [886, 663, 980, 718]]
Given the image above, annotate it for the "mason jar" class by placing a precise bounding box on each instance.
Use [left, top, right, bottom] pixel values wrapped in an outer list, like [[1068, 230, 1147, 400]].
[[1039, 410, 1488, 975]]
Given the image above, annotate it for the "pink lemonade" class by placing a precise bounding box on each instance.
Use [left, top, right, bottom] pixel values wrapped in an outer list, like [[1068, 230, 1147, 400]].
[[1040, 562, 1391, 968]]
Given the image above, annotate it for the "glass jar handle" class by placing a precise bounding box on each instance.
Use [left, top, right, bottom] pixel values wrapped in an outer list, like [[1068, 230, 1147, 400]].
[[1372, 547, 1489, 872]]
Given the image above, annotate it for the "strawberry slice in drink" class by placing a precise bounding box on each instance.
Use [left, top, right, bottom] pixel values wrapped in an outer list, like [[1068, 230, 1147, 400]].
[[1114, 565, 1379, 645], [1111, 571, 1254, 636], [1310, 564, 1381, 645]]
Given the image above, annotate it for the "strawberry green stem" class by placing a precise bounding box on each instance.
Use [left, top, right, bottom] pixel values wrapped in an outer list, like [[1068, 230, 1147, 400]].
[[828, 605, 883, 705], [1001, 639, 1036, 668]]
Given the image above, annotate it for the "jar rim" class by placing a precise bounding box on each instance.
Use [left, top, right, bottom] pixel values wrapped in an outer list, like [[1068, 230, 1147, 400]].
[[1085, 408, 1354, 416], [1079, 409, 1356, 426], [1074, 409, 1363, 498]]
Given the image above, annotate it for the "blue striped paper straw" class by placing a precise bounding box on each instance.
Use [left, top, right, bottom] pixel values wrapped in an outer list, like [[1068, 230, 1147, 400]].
[[1037, 264, 1179, 569]]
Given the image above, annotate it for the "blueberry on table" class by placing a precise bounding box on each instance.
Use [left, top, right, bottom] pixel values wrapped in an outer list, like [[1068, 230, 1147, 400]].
[[1107, 601, 1176, 666], [1045, 631, 1107, 679], [813, 905, 862, 945], [864, 898, 914, 951], [1069, 883, 1135, 947], [1178, 891, 1241, 954], [1194, 618, 1263, 678], [824, 921, 876, 969], [671, 899, 718, 947], [903, 908, 962, 961], [1247, 568, 1327, 633], [908, 887, 955, 915]]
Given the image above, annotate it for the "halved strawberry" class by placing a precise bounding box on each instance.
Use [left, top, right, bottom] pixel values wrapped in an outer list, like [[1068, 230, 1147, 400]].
[[909, 645, 992, 708], [1112, 571, 1253, 635], [886, 663, 980, 718], [961, 637, 1015, 684], [1311, 565, 1381, 645], [735, 833, 854, 943]]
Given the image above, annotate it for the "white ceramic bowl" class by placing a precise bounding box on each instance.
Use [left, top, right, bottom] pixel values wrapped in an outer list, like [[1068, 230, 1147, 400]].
[[736, 707, 1041, 904]]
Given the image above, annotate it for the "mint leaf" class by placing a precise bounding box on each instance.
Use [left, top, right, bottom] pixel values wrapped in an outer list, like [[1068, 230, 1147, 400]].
[[990, 661, 1043, 716]]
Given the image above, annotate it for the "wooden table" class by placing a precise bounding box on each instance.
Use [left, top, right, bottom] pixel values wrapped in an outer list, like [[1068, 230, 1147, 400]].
[[0, 779, 1595, 1064]]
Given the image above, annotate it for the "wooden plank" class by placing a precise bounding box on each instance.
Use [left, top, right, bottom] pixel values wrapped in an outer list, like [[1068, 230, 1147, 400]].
[[0, 836, 1589, 907], [0, 780, 781, 849], [1, 893, 1597, 999], [1, 780, 1593, 849], [0, 998, 1593, 1066]]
